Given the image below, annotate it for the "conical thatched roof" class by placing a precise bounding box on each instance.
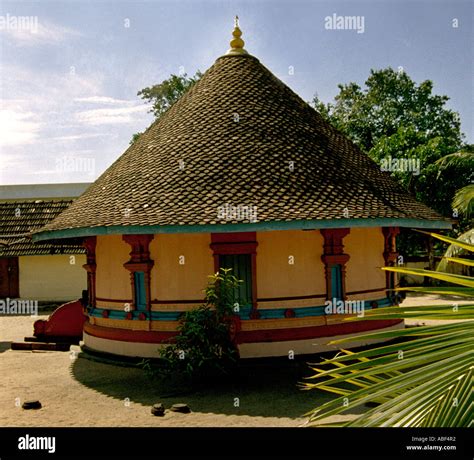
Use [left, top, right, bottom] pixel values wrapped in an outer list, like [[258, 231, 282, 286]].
[[35, 28, 450, 241]]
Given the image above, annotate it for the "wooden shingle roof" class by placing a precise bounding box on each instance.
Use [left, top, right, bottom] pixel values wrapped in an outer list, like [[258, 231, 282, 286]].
[[0, 200, 84, 256], [35, 52, 451, 241]]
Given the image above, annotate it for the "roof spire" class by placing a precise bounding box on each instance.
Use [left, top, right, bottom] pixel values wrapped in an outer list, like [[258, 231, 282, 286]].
[[226, 15, 248, 55]]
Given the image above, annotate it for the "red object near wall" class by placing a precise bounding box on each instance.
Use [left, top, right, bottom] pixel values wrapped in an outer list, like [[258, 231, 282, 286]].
[[33, 300, 86, 340]]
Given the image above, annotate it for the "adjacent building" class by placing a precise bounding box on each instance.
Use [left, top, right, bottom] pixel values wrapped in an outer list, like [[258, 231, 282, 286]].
[[0, 183, 89, 301]]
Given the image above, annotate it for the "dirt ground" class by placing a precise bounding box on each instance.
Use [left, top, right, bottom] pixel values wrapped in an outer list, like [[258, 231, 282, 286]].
[[0, 293, 470, 427]]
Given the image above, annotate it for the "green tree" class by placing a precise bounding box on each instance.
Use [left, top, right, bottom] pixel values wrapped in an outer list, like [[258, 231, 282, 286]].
[[130, 71, 202, 144], [313, 68, 471, 257], [138, 71, 202, 118], [313, 68, 462, 154]]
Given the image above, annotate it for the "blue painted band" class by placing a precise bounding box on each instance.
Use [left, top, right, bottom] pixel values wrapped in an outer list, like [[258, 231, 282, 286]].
[[88, 297, 394, 321], [33, 217, 452, 242]]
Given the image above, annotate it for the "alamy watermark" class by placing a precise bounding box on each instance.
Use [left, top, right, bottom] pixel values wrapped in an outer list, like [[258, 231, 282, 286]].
[[0, 298, 38, 316], [0, 14, 38, 33], [324, 14, 365, 34], [55, 156, 96, 174], [18, 435, 55, 454], [380, 156, 421, 175], [325, 298, 365, 317], [217, 203, 258, 223]]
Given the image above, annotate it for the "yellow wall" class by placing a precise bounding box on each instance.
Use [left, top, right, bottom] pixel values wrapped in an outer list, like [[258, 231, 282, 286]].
[[93, 228, 387, 312], [257, 230, 325, 307], [19, 254, 86, 301], [149, 233, 213, 303], [345, 227, 386, 299], [95, 235, 131, 306]]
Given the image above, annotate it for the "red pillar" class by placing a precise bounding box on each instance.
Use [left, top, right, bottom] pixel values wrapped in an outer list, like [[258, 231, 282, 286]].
[[320, 228, 350, 300], [122, 235, 155, 313], [82, 237, 97, 308], [382, 227, 400, 299]]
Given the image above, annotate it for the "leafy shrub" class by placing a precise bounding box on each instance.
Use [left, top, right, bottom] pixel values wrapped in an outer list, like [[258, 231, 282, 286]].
[[157, 268, 242, 382]]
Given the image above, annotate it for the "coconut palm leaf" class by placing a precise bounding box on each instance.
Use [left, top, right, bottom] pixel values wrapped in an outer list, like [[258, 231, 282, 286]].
[[417, 229, 474, 251], [437, 229, 474, 272], [304, 232, 474, 427], [452, 184, 474, 218], [435, 149, 474, 171], [442, 257, 474, 267], [396, 286, 474, 297]]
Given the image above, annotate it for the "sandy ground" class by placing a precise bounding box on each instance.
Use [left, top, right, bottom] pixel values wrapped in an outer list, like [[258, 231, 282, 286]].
[[0, 293, 470, 427]]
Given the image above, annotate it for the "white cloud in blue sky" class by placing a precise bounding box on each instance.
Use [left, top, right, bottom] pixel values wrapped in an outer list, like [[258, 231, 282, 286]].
[[0, 0, 472, 184]]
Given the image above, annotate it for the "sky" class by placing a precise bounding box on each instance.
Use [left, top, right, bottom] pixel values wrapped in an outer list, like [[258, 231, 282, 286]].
[[0, 0, 472, 185]]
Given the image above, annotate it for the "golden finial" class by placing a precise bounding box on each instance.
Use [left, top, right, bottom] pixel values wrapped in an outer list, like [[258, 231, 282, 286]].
[[226, 15, 248, 55]]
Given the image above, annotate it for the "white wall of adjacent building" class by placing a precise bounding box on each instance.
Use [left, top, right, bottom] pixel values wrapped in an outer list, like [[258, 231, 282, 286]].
[[19, 254, 87, 301]]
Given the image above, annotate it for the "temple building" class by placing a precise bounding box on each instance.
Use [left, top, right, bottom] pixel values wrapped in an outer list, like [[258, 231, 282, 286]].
[[34, 20, 451, 358]]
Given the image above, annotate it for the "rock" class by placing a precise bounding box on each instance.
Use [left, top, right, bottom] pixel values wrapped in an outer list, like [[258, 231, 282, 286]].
[[22, 400, 42, 410], [151, 403, 165, 416], [170, 403, 191, 413]]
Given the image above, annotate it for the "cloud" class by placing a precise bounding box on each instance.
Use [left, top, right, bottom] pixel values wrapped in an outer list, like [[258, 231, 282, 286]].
[[46, 133, 106, 142], [74, 96, 139, 105], [0, 15, 82, 46], [0, 110, 41, 146], [75, 105, 150, 125]]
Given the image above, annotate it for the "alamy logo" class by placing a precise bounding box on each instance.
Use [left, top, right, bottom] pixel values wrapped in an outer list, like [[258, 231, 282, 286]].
[[324, 14, 365, 34], [0, 298, 38, 316], [0, 14, 38, 33], [217, 203, 258, 223], [18, 435, 56, 454], [55, 156, 96, 174], [380, 156, 421, 175], [324, 298, 365, 317]]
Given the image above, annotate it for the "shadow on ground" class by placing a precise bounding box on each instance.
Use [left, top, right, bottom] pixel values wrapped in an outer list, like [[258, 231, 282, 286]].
[[71, 354, 350, 419]]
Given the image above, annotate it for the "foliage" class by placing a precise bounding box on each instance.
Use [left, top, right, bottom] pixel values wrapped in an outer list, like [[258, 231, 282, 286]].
[[313, 68, 462, 153], [453, 185, 474, 219], [304, 231, 474, 427], [138, 71, 202, 119], [130, 72, 202, 144], [435, 145, 474, 173], [437, 229, 474, 273], [157, 268, 241, 382], [129, 132, 143, 145], [312, 68, 470, 239]]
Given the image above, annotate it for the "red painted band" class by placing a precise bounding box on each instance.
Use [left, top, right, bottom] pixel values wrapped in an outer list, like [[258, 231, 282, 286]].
[[235, 319, 402, 344], [84, 322, 176, 343], [345, 287, 386, 295], [84, 319, 401, 345], [96, 297, 133, 304], [258, 293, 326, 302]]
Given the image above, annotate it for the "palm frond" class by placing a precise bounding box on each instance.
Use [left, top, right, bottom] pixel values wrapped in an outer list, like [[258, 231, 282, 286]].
[[452, 184, 474, 218], [436, 229, 474, 272], [304, 232, 474, 427]]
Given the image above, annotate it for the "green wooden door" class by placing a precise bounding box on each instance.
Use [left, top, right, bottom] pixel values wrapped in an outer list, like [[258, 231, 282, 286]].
[[331, 264, 343, 300], [219, 254, 252, 308], [134, 271, 146, 310]]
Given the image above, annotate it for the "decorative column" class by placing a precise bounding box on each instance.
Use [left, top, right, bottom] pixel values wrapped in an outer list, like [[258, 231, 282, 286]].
[[382, 227, 400, 297], [210, 232, 259, 318], [122, 235, 154, 313], [320, 229, 350, 300], [82, 236, 97, 308]]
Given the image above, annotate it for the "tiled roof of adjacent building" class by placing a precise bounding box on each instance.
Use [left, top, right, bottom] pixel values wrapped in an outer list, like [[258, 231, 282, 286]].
[[0, 200, 85, 256], [34, 28, 451, 241]]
